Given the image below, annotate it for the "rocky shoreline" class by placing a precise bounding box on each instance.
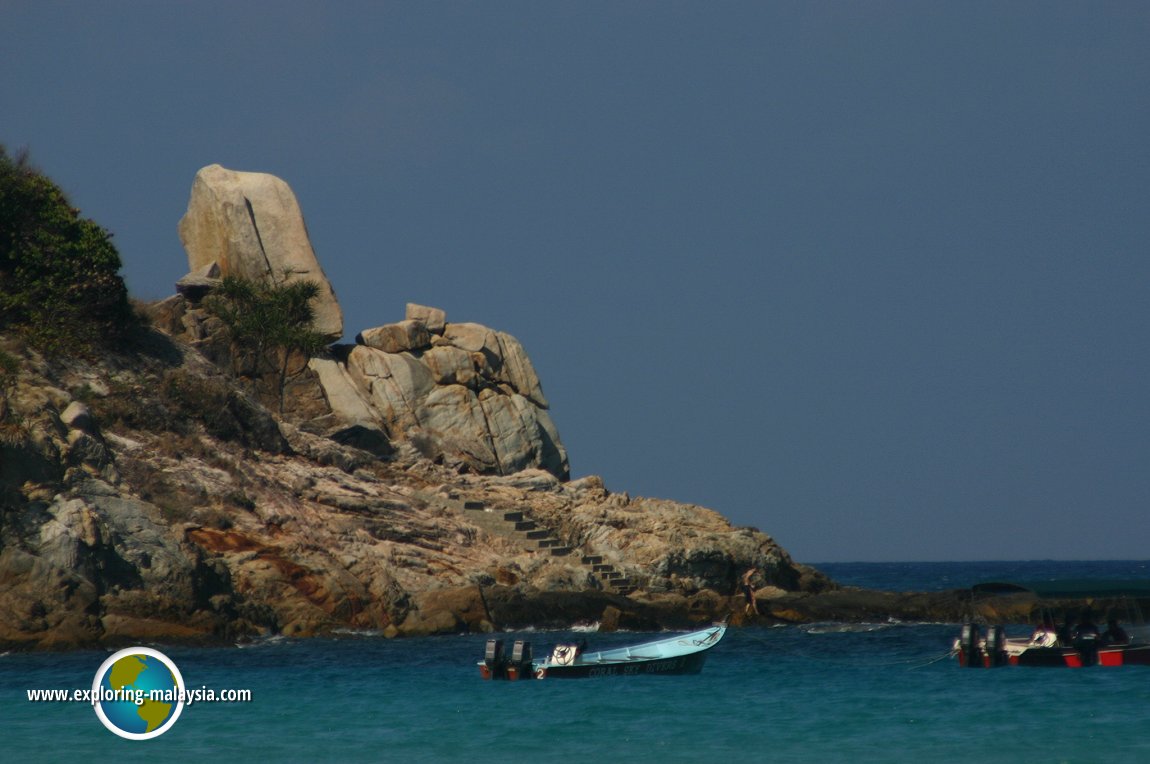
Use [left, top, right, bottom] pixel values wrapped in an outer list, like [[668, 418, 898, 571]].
[[2, 320, 995, 652], [0, 163, 983, 652]]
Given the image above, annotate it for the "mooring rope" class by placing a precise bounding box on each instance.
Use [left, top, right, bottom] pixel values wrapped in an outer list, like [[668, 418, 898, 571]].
[[905, 648, 961, 669]]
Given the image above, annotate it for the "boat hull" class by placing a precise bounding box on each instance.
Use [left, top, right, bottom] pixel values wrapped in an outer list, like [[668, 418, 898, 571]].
[[535, 650, 709, 679], [1011, 646, 1079, 667], [955, 579, 1150, 669], [1098, 644, 1150, 667], [480, 623, 726, 680], [956, 633, 1150, 668]]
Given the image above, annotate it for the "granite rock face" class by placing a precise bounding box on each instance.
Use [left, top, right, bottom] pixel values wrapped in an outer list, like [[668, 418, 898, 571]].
[[0, 331, 834, 648], [177, 164, 343, 338], [173, 165, 564, 480], [1, 328, 997, 650], [3, 165, 920, 651], [321, 305, 568, 480]]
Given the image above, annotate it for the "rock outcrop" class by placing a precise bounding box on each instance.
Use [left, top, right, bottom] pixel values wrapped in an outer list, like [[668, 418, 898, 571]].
[[335, 303, 568, 480], [151, 293, 569, 481], [177, 164, 343, 338], [0, 328, 836, 649], [173, 166, 564, 480], [5, 162, 935, 652]]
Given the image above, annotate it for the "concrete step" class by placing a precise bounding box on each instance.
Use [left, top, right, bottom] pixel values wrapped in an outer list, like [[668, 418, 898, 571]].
[[502, 511, 524, 522], [549, 546, 571, 557], [463, 501, 485, 510], [581, 555, 604, 565], [592, 564, 614, 573], [512, 521, 536, 531], [537, 538, 561, 549], [525, 529, 549, 539]]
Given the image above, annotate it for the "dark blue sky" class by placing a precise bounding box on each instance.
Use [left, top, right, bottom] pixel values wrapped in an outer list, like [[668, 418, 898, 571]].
[[4, 2, 1148, 561]]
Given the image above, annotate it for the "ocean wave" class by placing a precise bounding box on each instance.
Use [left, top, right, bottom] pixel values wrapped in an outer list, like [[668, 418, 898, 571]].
[[801, 622, 896, 634], [235, 634, 292, 649], [330, 628, 384, 638]]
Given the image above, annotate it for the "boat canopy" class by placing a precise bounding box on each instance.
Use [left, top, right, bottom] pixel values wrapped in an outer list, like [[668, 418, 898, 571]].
[[971, 580, 1150, 599]]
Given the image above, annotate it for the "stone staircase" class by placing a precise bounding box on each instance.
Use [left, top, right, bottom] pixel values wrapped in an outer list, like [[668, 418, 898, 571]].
[[577, 553, 636, 596], [455, 499, 636, 595]]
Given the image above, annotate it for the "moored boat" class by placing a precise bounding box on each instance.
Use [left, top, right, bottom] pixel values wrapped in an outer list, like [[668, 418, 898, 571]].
[[954, 580, 1150, 668], [479, 622, 727, 680]]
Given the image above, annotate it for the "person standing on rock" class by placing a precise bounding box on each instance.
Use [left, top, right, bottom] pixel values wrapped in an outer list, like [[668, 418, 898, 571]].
[[742, 567, 760, 616]]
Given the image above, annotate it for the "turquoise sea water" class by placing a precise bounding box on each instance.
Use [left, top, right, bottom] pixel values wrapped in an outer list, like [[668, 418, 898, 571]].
[[5, 561, 1150, 763]]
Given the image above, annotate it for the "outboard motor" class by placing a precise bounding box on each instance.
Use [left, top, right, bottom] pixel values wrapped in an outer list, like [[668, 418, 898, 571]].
[[482, 638, 505, 680], [959, 623, 982, 668], [507, 640, 533, 680], [984, 625, 1006, 667]]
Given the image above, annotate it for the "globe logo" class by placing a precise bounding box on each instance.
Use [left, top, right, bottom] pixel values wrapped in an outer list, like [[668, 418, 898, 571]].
[[92, 646, 185, 740]]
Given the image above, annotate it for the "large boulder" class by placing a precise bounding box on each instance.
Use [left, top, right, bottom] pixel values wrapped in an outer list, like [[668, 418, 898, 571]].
[[313, 306, 568, 479], [442, 323, 548, 408], [478, 389, 550, 474], [406, 303, 446, 334], [357, 320, 432, 354], [178, 164, 344, 338], [347, 346, 436, 434], [303, 357, 392, 456], [420, 346, 477, 387], [416, 385, 499, 472]]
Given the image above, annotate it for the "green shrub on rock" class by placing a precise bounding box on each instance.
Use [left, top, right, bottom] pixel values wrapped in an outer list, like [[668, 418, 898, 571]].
[[203, 274, 329, 413], [0, 146, 133, 351]]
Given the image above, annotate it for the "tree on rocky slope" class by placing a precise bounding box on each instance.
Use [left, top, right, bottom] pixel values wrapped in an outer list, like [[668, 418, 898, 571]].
[[203, 273, 329, 414], [0, 146, 133, 351]]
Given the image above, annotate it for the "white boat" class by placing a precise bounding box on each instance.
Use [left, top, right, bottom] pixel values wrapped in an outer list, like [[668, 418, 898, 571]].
[[480, 622, 727, 680]]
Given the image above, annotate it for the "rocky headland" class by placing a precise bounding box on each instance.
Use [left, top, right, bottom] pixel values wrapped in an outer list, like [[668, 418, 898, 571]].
[[0, 164, 973, 651]]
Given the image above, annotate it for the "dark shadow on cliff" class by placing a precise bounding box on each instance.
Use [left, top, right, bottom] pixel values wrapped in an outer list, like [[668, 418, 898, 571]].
[[115, 321, 185, 367]]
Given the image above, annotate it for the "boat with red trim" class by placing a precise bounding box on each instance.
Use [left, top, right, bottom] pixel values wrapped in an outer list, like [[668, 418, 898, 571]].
[[954, 580, 1150, 668]]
